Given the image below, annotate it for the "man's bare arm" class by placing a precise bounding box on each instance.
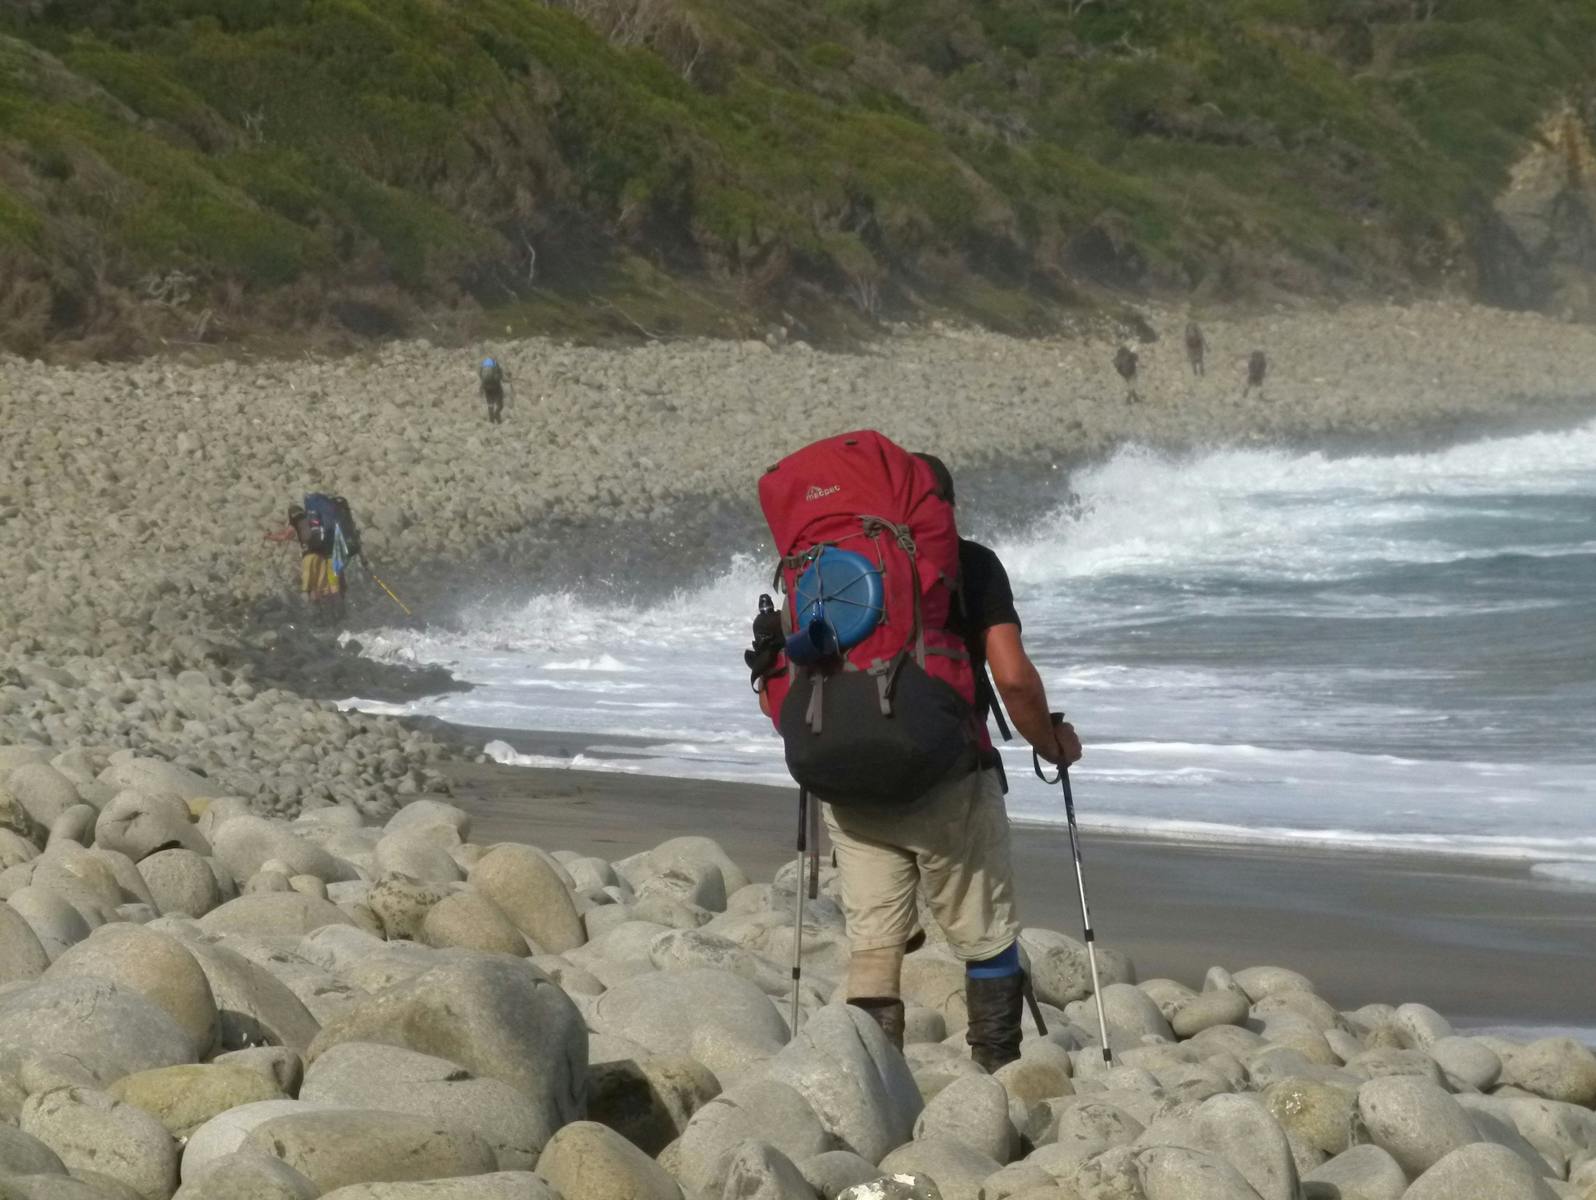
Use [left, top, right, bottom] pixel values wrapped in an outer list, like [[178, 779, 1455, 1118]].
[[985, 623, 1081, 764]]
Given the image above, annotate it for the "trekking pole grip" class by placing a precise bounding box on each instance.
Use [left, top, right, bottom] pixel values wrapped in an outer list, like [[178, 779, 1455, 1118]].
[[1031, 712, 1069, 785]]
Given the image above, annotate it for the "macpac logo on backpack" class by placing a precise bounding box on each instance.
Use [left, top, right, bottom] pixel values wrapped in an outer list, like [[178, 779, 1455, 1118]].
[[758, 431, 979, 808]]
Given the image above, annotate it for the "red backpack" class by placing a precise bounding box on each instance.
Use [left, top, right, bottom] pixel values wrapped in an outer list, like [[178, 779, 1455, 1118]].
[[758, 431, 980, 807]]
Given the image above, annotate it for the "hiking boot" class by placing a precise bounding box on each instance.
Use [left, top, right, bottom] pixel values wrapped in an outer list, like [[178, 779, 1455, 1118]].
[[848, 997, 906, 1050], [965, 973, 1024, 1073]]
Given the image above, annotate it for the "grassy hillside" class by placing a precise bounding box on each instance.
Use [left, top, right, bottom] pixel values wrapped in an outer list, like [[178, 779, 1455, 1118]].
[[1, 0, 1592, 355]]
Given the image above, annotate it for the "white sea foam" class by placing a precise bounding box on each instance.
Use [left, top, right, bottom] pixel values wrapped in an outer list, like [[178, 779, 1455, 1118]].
[[350, 420, 1596, 864]]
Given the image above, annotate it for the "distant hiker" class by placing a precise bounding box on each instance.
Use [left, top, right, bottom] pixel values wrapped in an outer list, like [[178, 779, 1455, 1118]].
[[752, 434, 1082, 1071], [1114, 345, 1140, 403], [1246, 349, 1268, 396], [1185, 322, 1206, 377], [264, 494, 361, 621], [479, 356, 507, 424]]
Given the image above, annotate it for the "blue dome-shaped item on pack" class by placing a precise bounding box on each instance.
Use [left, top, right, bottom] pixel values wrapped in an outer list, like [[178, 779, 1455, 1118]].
[[792, 547, 884, 652], [482, 357, 496, 368]]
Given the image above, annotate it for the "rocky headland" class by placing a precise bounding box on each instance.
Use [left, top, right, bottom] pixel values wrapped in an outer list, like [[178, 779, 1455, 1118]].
[[3, 302, 1596, 1198]]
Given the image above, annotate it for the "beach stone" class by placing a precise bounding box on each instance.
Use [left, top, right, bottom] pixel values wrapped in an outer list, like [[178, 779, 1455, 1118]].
[[212, 816, 352, 886], [307, 953, 585, 1133], [0, 1123, 66, 1175], [0, 826, 42, 868], [591, 968, 787, 1083], [676, 1079, 831, 1196], [46, 807, 97, 849], [367, 875, 453, 941], [198, 892, 356, 937], [468, 845, 585, 954], [7, 885, 92, 959], [905, 1007, 947, 1046], [242, 1108, 496, 1193], [1501, 1038, 1596, 1107], [179, 938, 321, 1053], [1083, 984, 1172, 1042], [1171, 989, 1249, 1039], [1401, 1141, 1560, 1200], [1390, 1004, 1451, 1050], [993, 1057, 1072, 1109], [1430, 1037, 1502, 1093], [0, 791, 47, 846], [214, 1047, 304, 1096], [0, 901, 50, 982], [386, 800, 472, 840], [373, 827, 464, 884], [618, 836, 750, 895], [20, 1086, 177, 1200], [536, 1120, 682, 1200], [766, 1005, 923, 1164], [0, 977, 194, 1084], [97, 759, 220, 804], [1019, 930, 1095, 1008], [1188, 1093, 1297, 1200], [913, 1073, 1014, 1164], [94, 791, 206, 862], [1254, 990, 1343, 1036], [978, 1162, 1055, 1200], [0, 1176, 111, 1199], [880, 1136, 1002, 1200], [317, 1176, 560, 1199], [421, 890, 528, 956], [108, 1064, 284, 1138], [1232, 967, 1315, 1004], [799, 1150, 881, 1199], [836, 1179, 942, 1200], [1136, 1144, 1262, 1200], [1471, 1094, 1596, 1174], [172, 1150, 318, 1200], [1301, 1143, 1405, 1200], [1354, 1075, 1479, 1178], [45, 924, 219, 1056], [719, 1140, 816, 1200], [1344, 1048, 1444, 1087], [585, 1054, 720, 1156], [6, 765, 80, 830], [180, 1099, 348, 1182], [303, 1041, 552, 1169], [1264, 1077, 1356, 1156]]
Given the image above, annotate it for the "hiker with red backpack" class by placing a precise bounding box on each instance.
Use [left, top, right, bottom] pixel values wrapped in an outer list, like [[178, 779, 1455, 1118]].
[[751, 433, 1080, 1072]]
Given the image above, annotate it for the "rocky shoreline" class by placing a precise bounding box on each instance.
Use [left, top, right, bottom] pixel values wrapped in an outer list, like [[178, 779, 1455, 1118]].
[[3, 302, 1596, 1197], [0, 780, 1588, 1199]]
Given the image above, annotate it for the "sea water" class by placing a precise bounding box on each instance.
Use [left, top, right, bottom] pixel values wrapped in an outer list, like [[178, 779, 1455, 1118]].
[[349, 419, 1596, 873]]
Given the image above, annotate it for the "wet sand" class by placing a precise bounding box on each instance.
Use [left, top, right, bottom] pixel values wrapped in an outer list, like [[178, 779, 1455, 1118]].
[[446, 751, 1596, 1031]]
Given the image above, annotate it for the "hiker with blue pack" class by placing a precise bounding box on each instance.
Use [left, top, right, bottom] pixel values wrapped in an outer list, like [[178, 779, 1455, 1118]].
[[750, 432, 1081, 1071], [265, 493, 361, 620], [479, 356, 508, 424]]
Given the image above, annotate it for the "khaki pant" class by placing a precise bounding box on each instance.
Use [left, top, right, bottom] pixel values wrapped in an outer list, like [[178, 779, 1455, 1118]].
[[824, 766, 1019, 963]]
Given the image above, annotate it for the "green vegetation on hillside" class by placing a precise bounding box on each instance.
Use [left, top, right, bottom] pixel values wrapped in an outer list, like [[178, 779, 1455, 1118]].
[[1, 0, 1593, 354]]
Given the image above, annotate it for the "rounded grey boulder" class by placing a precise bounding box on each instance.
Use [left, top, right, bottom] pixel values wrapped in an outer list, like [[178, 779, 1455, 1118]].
[[20, 1085, 178, 1200], [676, 1078, 832, 1197], [0, 901, 50, 983], [44, 924, 218, 1057], [242, 1108, 496, 1193], [0, 977, 195, 1084], [912, 1073, 1014, 1164], [765, 1005, 923, 1165], [421, 890, 528, 956], [136, 849, 221, 918], [1500, 1037, 1596, 1107], [1301, 1143, 1406, 1200], [94, 791, 207, 862], [303, 1041, 554, 1168], [468, 844, 585, 954], [172, 1150, 318, 1200], [198, 892, 357, 936], [307, 954, 585, 1138], [1401, 1141, 1559, 1200], [318, 1175, 562, 1198], [1354, 1075, 1480, 1178], [536, 1120, 683, 1200]]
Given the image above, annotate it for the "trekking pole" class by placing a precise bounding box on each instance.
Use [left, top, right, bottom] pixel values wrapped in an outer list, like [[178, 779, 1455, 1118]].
[[361, 559, 413, 617], [788, 787, 810, 1039], [1033, 713, 1113, 1067]]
